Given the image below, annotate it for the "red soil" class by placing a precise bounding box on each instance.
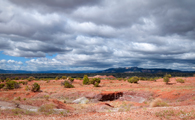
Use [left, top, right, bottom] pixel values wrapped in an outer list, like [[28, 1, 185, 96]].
[[0, 76, 195, 119]]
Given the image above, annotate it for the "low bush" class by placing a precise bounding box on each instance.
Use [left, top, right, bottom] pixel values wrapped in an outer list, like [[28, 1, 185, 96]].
[[118, 78, 123, 81], [61, 76, 67, 80], [19, 81, 28, 85], [176, 78, 185, 83], [46, 80, 50, 83], [68, 77, 74, 82], [83, 75, 89, 85], [15, 96, 21, 101], [63, 81, 74, 88], [25, 85, 30, 91], [163, 77, 169, 84], [55, 76, 60, 80], [128, 76, 139, 83], [15, 77, 19, 80], [165, 74, 171, 78], [5, 80, 20, 90], [0, 83, 5, 89], [27, 76, 35, 81], [31, 83, 40, 92], [90, 78, 101, 87], [94, 82, 99, 87], [5, 78, 11, 82], [139, 77, 146, 80], [76, 77, 82, 80]]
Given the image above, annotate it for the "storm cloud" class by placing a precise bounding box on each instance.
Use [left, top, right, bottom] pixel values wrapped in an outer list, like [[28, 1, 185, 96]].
[[0, 0, 195, 71]]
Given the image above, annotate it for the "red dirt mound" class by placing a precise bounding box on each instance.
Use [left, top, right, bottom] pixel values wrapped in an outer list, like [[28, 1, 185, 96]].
[[52, 99, 74, 111]]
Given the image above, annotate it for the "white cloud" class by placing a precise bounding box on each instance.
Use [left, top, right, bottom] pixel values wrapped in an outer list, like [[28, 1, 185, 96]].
[[0, 0, 195, 71]]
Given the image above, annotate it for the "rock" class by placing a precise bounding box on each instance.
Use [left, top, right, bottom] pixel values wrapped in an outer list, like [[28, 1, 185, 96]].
[[99, 91, 123, 101], [73, 97, 89, 104], [85, 91, 123, 102], [85, 92, 97, 99]]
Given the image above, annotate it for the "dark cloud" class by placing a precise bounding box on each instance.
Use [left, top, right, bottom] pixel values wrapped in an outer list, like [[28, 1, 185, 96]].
[[8, 0, 103, 13], [18, 44, 71, 54]]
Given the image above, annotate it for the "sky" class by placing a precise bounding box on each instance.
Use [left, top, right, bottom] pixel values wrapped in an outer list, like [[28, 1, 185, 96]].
[[0, 0, 195, 71]]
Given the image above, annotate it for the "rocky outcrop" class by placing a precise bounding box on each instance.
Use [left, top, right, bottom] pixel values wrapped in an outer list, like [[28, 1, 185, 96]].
[[85, 91, 123, 102], [98, 91, 123, 101]]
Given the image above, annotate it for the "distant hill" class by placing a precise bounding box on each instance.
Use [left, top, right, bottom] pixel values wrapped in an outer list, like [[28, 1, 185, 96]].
[[97, 67, 185, 73], [0, 67, 193, 74]]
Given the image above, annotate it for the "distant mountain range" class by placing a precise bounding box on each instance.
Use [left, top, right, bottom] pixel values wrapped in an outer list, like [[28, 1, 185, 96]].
[[97, 67, 192, 73], [0, 67, 194, 74]]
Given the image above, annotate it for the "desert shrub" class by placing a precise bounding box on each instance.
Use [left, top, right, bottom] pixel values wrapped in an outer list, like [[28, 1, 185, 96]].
[[55, 76, 60, 80], [15, 77, 19, 80], [38, 104, 55, 115], [76, 77, 82, 80], [139, 77, 146, 80], [128, 76, 139, 83], [6, 78, 11, 82], [94, 82, 100, 87], [63, 81, 74, 88], [176, 78, 185, 83], [165, 74, 171, 78], [61, 76, 67, 80], [31, 83, 40, 92], [89, 78, 95, 85], [1, 79, 5, 82], [0, 83, 5, 89], [19, 81, 28, 85], [163, 77, 169, 84], [25, 85, 30, 91], [68, 77, 74, 82], [150, 98, 168, 107], [83, 75, 89, 85], [149, 78, 155, 81], [19, 81, 23, 84], [90, 78, 101, 87], [23, 81, 28, 85], [5, 80, 20, 90], [118, 78, 123, 81], [15, 97, 21, 101], [27, 76, 35, 81], [46, 80, 50, 83]]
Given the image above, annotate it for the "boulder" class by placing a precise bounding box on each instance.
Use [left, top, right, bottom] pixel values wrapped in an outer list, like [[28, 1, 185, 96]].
[[72, 97, 89, 104]]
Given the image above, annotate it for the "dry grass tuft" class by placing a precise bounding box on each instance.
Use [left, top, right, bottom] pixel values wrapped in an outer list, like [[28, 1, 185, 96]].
[[150, 98, 168, 107]]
